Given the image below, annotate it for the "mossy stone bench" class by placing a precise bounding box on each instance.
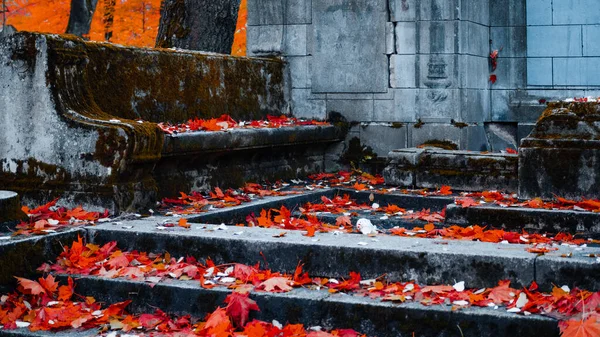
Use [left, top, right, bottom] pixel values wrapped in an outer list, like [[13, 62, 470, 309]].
[[0, 32, 343, 212]]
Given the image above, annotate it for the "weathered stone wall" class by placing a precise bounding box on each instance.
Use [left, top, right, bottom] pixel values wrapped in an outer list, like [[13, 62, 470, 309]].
[[84, 44, 287, 123], [247, 0, 600, 158]]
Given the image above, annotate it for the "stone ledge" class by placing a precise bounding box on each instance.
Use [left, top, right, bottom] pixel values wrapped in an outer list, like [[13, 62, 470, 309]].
[[383, 148, 519, 192], [162, 125, 344, 156]]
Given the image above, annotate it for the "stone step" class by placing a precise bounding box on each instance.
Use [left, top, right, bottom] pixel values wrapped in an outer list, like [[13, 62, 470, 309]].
[[445, 203, 600, 238], [9, 274, 554, 337], [87, 220, 600, 291], [0, 229, 84, 293], [181, 188, 452, 226]]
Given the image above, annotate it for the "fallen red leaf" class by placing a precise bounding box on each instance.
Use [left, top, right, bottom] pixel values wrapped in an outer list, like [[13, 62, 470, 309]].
[[225, 291, 260, 327]]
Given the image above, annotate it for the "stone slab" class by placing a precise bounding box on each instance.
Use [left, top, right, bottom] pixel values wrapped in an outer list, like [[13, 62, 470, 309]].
[[384, 148, 519, 192], [389, 0, 416, 22], [41, 275, 560, 337], [553, 57, 600, 87], [445, 203, 600, 239], [312, 0, 387, 93], [87, 220, 537, 289], [552, 0, 600, 25], [583, 25, 600, 57], [527, 58, 553, 86], [526, 0, 552, 25], [161, 126, 344, 156], [327, 99, 374, 122], [394, 21, 416, 54], [490, 0, 526, 27], [527, 26, 583, 57]]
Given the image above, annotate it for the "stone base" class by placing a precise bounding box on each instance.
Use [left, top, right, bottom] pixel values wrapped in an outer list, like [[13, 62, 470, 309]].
[[383, 148, 518, 192], [519, 101, 600, 200]]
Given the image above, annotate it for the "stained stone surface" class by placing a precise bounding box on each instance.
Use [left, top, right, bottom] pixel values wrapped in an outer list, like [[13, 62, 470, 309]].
[[384, 147, 519, 191], [312, 0, 387, 93], [0, 191, 25, 225]]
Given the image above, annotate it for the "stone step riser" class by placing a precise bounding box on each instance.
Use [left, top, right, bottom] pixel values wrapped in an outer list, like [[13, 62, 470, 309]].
[[445, 203, 600, 238]]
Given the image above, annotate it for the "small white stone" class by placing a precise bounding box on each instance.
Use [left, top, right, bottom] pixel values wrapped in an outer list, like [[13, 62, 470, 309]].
[[453, 281, 465, 292], [453, 300, 469, 306]]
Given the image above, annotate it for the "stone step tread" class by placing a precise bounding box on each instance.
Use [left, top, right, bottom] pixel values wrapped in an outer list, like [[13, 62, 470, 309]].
[[1, 274, 557, 337], [87, 220, 600, 291]]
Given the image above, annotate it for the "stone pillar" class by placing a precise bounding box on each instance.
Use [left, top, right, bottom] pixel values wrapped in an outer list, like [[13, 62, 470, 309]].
[[519, 101, 600, 200]]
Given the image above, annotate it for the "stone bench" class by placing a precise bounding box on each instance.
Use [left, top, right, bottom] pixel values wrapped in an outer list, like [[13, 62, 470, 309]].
[[383, 147, 519, 192], [0, 32, 343, 212], [156, 125, 344, 198]]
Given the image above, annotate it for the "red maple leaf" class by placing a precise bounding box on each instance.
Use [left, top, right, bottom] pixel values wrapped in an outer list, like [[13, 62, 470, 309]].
[[38, 274, 59, 294], [58, 277, 74, 301], [455, 197, 479, 208], [224, 291, 260, 327], [489, 74, 497, 84], [488, 280, 517, 304]]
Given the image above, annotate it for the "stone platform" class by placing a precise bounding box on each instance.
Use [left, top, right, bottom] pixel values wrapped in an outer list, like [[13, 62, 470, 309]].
[[383, 147, 518, 192]]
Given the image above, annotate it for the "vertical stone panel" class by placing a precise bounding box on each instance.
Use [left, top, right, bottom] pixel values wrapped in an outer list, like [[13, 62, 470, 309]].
[[312, 0, 388, 93]]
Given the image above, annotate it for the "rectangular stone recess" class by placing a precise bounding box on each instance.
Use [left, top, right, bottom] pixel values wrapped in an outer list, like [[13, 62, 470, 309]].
[[312, 0, 387, 93]]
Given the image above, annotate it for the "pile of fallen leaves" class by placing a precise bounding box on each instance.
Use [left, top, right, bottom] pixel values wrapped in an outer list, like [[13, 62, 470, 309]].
[[0, 274, 365, 336], [455, 191, 600, 213], [307, 170, 456, 196], [308, 171, 385, 190], [38, 239, 600, 336], [160, 184, 300, 215], [8, 199, 108, 236], [158, 114, 329, 134], [389, 225, 593, 251], [300, 194, 445, 223]]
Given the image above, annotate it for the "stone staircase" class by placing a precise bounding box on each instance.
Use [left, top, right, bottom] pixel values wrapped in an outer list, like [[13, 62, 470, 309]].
[[2, 187, 599, 336]]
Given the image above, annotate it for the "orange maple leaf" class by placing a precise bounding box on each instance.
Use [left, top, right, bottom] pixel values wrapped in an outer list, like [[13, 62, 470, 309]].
[[15, 277, 46, 295], [559, 313, 600, 337], [257, 277, 293, 292]]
